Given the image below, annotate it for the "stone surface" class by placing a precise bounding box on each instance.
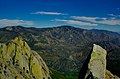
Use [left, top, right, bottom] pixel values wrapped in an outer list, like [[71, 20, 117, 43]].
[[0, 37, 51, 79], [84, 44, 107, 79]]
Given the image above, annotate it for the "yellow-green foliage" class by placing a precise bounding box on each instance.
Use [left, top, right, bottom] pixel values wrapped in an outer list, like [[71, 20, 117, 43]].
[[0, 37, 51, 79]]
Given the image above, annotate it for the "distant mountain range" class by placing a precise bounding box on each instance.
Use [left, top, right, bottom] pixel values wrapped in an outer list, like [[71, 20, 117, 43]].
[[0, 26, 120, 78]]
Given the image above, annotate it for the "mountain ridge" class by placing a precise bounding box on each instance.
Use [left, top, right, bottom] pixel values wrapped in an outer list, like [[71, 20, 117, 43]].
[[3, 25, 120, 34]]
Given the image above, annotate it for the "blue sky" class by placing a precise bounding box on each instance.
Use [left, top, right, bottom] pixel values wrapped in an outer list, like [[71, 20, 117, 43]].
[[0, 0, 120, 32]]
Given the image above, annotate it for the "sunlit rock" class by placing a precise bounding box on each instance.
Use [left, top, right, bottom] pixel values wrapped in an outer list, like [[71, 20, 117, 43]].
[[0, 37, 51, 79]]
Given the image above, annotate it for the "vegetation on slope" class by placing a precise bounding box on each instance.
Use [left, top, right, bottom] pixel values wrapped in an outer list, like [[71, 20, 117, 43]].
[[0, 26, 120, 78]]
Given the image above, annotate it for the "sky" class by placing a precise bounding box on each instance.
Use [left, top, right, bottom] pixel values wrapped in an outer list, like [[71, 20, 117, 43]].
[[0, 0, 120, 32]]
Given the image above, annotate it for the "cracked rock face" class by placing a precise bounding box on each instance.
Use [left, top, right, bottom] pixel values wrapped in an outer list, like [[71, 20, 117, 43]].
[[0, 37, 51, 79]]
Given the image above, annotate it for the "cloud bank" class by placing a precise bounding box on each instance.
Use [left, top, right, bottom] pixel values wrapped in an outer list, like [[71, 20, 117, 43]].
[[71, 16, 120, 25], [0, 19, 33, 26]]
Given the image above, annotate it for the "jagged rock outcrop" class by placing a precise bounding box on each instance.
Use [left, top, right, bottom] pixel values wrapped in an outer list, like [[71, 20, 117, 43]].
[[86, 44, 107, 79], [79, 44, 120, 79], [0, 37, 51, 79]]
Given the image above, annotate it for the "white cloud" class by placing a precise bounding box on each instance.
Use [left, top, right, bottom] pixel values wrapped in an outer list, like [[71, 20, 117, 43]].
[[0, 19, 33, 26], [32, 11, 67, 15], [71, 16, 107, 22], [71, 16, 120, 25], [55, 19, 98, 26], [71, 16, 99, 22]]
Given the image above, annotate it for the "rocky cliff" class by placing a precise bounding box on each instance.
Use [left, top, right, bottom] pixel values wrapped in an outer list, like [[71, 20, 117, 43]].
[[79, 44, 120, 79], [0, 37, 51, 79]]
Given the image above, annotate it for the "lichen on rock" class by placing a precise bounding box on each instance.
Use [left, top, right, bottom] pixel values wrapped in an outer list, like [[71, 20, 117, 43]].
[[0, 37, 51, 79]]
